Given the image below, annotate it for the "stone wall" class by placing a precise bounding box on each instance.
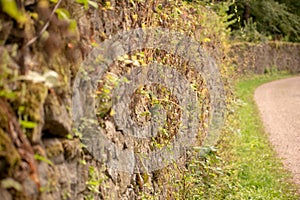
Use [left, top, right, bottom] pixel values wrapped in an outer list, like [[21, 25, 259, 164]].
[[0, 0, 229, 199], [2, 0, 298, 199], [229, 42, 300, 74]]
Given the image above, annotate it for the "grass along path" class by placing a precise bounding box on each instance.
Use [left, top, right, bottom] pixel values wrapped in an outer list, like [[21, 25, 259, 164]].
[[168, 72, 299, 199], [223, 72, 299, 199]]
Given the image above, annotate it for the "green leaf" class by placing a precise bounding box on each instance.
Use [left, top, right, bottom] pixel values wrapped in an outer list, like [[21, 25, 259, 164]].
[[76, 0, 89, 9], [68, 20, 77, 32], [1, 0, 26, 24], [34, 154, 53, 166], [0, 90, 16, 99], [66, 134, 73, 139], [20, 120, 37, 129], [55, 8, 70, 20]]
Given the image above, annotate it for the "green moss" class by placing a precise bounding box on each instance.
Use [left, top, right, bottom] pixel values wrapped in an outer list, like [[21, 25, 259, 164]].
[[45, 141, 64, 159], [23, 83, 48, 120], [0, 128, 21, 177], [18, 82, 48, 142]]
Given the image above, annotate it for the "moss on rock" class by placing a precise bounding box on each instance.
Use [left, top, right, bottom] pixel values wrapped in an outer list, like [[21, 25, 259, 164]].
[[0, 128, 21, 178]]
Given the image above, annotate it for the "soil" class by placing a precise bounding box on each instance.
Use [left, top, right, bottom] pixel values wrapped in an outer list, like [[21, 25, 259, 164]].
[[254, 76, 300, 192]]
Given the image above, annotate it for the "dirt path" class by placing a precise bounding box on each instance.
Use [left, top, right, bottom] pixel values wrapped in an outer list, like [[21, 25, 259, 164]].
[[254, 76, 300, 191]]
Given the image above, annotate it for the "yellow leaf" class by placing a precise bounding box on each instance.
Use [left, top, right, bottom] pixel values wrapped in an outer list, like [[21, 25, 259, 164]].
[[203, 38, 211, 42], [132, 14, 138, 21], [110, 109, 115, 116], [131, 55, 138, 61]]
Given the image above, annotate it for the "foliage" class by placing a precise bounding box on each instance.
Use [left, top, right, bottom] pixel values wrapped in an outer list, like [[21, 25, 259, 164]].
[[276, 0, 300, 16], [1, 0, 298, 199], [231, 18, 269, 42], [161, 72, 299, 199], [84, 166, 106, 200], [228, 0, 300, 42], [0, 0, 27, 25], [76, 0, 98, 9], [34, 153, 54, 166]]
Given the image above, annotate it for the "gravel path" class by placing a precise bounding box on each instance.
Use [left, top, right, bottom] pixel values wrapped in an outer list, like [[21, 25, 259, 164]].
[[254, 76, 300, 191]]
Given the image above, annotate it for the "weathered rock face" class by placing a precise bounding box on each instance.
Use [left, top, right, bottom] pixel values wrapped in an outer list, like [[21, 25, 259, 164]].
[[0, 0, 230, 199]]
